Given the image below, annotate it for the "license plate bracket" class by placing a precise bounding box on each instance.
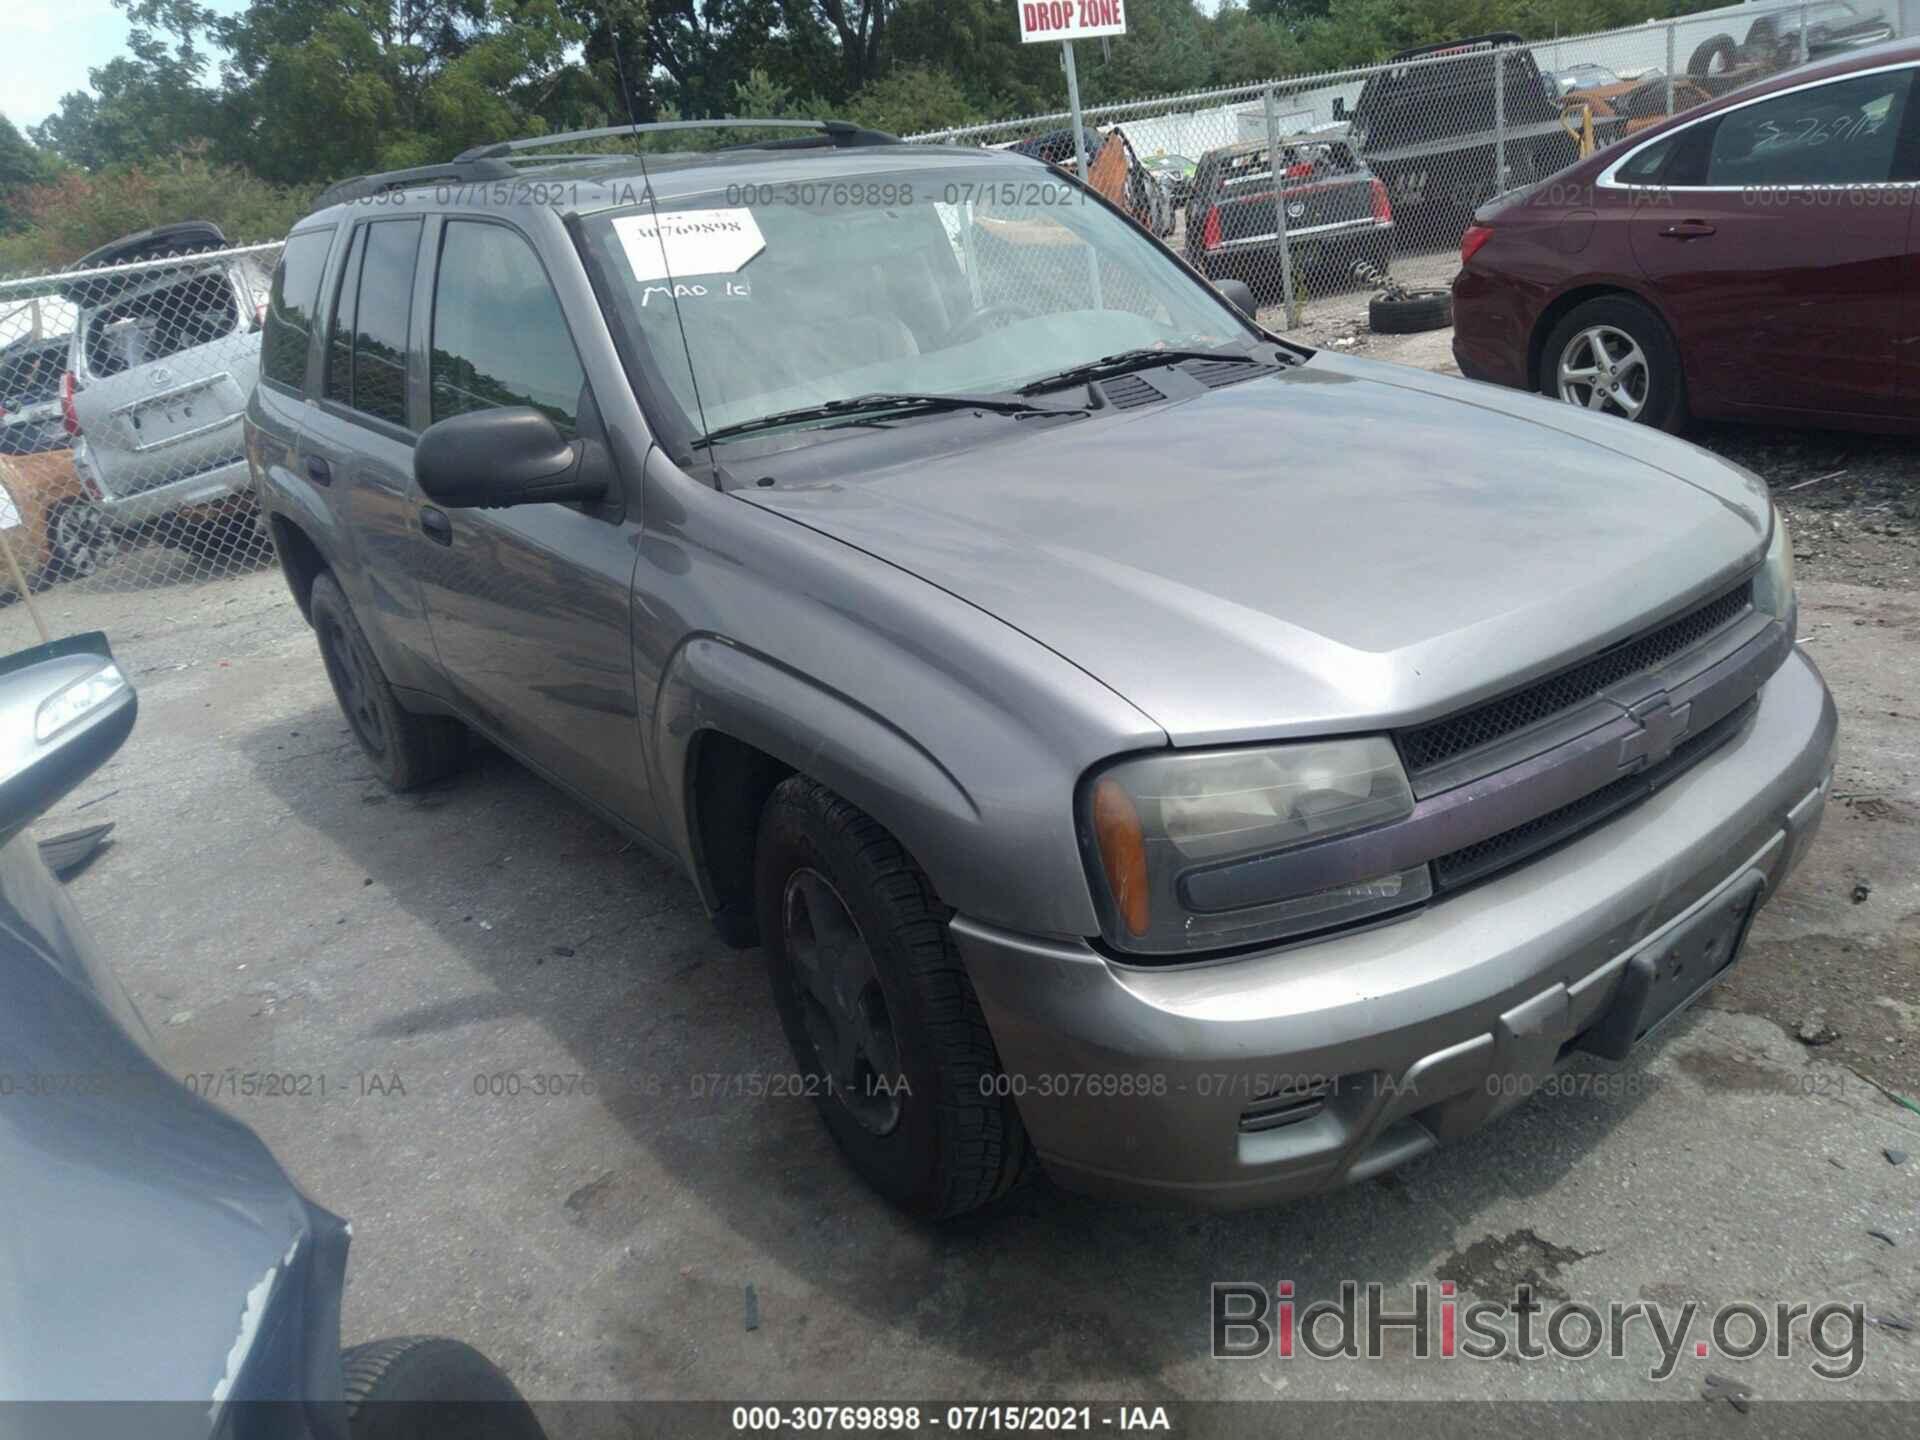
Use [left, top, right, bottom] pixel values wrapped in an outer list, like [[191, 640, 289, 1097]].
[[1580, 873, 1765, 1061]]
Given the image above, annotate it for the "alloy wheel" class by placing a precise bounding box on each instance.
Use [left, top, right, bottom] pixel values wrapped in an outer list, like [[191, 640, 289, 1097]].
[[781, 867, 903, 1136], [49, 502, 112, 580], [1556, 324, 1650, 421]]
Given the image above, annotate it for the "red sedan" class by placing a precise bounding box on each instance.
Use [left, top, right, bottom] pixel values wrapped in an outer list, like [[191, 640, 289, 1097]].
[[1452, 38, 1920, 434]]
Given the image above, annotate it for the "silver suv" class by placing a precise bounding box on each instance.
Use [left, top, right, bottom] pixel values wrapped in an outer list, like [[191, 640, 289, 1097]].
[[248, 121, 1834, 1217], [63, 223, 272, 536]]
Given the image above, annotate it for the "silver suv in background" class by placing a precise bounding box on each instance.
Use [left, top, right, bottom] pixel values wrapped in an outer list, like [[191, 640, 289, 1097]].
[[61, 222, 272, 538]]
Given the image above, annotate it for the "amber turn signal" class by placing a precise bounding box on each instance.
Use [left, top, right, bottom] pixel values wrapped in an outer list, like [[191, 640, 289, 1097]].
[[1092, 777, 1151, 937]]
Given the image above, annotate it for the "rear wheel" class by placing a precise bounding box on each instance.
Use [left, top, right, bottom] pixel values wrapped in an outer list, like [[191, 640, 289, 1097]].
[[1539, 295, 1686, 431], [341, 1337, 546, 1440], [754, 776, 1028, 1218], [309, 572, 465, 789], [43, 500, 114, 584]]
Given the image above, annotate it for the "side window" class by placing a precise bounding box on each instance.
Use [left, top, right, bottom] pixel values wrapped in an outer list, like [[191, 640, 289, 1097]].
[[1614, 135, 1674, 185], [324, 228, 364, 409], [260, 228, 334, 389], [323, 218, 423, 427], [430, 222, 585, 432], [1703, 69, 1914, 186]]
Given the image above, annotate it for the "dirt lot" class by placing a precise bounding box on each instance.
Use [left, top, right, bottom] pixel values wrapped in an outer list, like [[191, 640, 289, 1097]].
[[9, 305, 1920, 1423]]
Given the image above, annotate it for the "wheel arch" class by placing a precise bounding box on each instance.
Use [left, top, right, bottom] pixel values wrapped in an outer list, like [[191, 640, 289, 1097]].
[[1526, 279, 1674, 394], [658, 636, 986, 948], [269, 512, 329, 620]]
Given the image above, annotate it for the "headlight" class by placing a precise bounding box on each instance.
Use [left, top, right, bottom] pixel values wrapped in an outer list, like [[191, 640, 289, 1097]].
[[1752, 504, 1796, 628], [35, 662, 128, 742], [1081, 737, 1430, 956]]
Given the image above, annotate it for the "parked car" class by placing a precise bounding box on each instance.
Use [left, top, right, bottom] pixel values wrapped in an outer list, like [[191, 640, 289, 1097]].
[[252, 119, 1832, 1217], [1453, 39, 1919, 434], [1141, 151, 1197, 210], [1, 334, 71, 457], [1560, 73, 1714, 140], [0, 448, 107, 592], [1186, 134, 1395, 294], [1543, 63, 1620, 99], [59, 221, 272, 541], [1333, 33, 1623, 213], [0, 631, 546, 1435], [1008, 124, 1170, 234], [1689, 2, 1895, 91]]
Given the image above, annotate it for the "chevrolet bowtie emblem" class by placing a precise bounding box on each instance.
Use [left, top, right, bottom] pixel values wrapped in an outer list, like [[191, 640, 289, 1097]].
[[1619, 696, 1692, 770]]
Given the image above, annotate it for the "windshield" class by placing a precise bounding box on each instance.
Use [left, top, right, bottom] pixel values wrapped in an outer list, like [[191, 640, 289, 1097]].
[[580, 160, 1254, 444]]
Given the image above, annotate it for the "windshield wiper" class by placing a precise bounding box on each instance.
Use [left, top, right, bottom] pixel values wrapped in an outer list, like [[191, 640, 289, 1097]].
[[1017, 345, 1258, 395], [696, 391, 1077, 447]]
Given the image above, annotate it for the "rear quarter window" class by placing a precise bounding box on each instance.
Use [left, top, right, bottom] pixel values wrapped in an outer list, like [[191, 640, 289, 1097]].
[[261, 229, 335, 390]]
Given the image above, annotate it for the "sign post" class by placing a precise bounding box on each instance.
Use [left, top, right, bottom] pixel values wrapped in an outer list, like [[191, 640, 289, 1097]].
[[1018, 2, 1129, 184]]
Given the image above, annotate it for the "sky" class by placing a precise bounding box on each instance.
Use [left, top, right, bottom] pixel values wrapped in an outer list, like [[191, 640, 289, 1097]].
[[6, 0, 252, 135]]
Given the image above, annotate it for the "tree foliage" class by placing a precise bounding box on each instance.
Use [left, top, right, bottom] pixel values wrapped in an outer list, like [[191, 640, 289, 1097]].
[[11, 0, 1745, 234]]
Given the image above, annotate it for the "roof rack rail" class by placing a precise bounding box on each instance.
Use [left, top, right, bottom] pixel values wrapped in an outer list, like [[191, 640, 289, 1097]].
[[315, 158, 517, 211], [455, 118, 899, 161]]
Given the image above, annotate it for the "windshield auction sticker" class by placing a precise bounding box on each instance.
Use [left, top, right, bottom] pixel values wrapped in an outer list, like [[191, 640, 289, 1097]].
[[612, 208, 766, 282]]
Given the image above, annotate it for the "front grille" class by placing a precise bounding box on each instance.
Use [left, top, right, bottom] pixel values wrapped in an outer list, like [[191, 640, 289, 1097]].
[[1400, 581, 1753, 775], [1431, 697, 1756, 891]]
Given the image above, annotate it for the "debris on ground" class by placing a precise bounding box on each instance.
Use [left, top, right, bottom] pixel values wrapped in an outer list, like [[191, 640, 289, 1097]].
[[38, 821, 115, 879], [1886, 1148, 1909, 1166], [1702, 1373, 1753, 1413], [744, 1283, 760, 1332], [1797, 1014, 1840, 1047], [1868, 1229, 1897, 1246], [1853, 881, 1873, 904]]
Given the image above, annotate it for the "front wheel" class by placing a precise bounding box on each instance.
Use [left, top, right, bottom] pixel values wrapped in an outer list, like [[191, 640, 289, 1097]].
[[754, 776, 1028, 1218], [341, 1337, 546, 1440], [1538, 295, 1687, 431]]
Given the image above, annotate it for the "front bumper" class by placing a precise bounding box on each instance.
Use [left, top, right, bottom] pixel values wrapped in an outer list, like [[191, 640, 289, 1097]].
[[954, 648, 1836, 1209]]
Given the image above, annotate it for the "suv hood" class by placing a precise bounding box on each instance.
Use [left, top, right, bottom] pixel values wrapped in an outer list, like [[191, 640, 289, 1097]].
[[740, 352, 1770, 746]]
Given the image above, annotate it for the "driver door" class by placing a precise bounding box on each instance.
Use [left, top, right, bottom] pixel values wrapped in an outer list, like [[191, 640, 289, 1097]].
[[408, 217, 651, 824]]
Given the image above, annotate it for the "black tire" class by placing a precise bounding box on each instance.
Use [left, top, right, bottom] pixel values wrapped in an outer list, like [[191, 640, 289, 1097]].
[[309, 571, 465, 789], [342, 1337, 546, 1440], [42, 499, 113, 584], [1369, 288, 1452, 334], [1689, 33, 1738, 78], [754, 776, 1028, 1218], [1536, 293, 1687, 432]]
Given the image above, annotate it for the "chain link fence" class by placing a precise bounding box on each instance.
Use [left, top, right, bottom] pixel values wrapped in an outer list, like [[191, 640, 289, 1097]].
[[908, 0, 1902, 320], [0, 239, 286, 650], [0, 0, 1900, 654]]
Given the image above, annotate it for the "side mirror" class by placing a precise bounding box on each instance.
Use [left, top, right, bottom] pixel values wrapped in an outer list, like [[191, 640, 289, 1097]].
[[0, 633, 136, 848], [414, 406, 609, 509], [1215, 277, 1259, 320]]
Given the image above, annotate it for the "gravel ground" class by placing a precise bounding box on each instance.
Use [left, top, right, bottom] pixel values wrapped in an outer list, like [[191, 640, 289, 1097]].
[[8, 301, 1920, 1423]]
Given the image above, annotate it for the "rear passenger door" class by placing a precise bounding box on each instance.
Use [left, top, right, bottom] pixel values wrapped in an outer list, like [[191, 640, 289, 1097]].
[[409, 217, 649, 825], [302, 215, 444, 692]]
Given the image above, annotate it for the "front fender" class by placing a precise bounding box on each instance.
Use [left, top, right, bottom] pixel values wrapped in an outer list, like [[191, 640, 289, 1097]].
[[654, 635, 1100, 941]]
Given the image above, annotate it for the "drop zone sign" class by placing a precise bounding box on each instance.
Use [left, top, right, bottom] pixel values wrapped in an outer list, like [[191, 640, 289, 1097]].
[[1019, 0, 1127, 44]]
